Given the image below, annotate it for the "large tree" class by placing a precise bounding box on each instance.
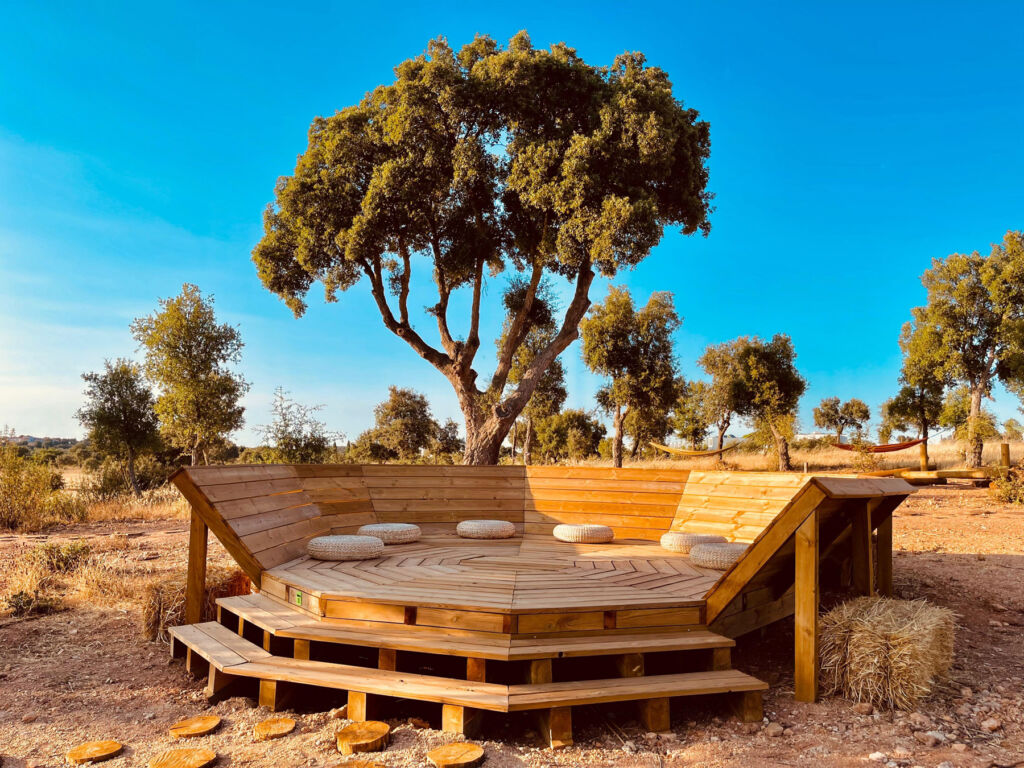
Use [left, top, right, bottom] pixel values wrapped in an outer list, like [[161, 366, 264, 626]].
[[131, 284, 248, 465], [812, 396, 871, 443], [581, 287, 681, 467], [901, 231, 1024, 466], [697, 340, 743, 450], [533, 409, 606, 463], [726, 335, 806, 471], [367, 386, 438, 461], [75, 359, 160, 496], [252, 33, 712, 465], [673, 379, 712, 448]]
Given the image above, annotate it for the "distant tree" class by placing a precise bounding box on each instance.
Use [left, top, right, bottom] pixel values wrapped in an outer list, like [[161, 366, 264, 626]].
[[430, 418, 465, 464], [673, 379, 712, 449], [940, 386, 1001, 447], [625, 400, 675, 459], [726, 335, 806, 471], [346, 433, 398, 464], [813, 397, 871, 442], [533, 409, 606, 463], [1002, 418, 1023, 442], [131, 284, 248, 465], [697, 340, 744, 450], [258, 388, 339, 464], [75, 359, 160, 496], [370, 386, 438, 461], [252, 33, 712, 465], [581, 287, 681, 467], [883, 382, 943, 443], [901, 231, 1024, 466]]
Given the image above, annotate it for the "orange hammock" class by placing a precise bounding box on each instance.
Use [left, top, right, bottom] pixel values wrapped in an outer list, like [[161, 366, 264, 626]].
[[834, 437, 926, 454], [650, 441, 741, 458]]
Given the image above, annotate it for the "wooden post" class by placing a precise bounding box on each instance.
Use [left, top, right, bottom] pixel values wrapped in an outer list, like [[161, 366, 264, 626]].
[[185, 511, 208, 625], [1001, 442, 1011, 468], [876, 515, 893, 597], [347, 691, 381, 722], [711, 646, 731, 670], [443, 657, 486, 736], [851, 503, 875, 597], [293, 638, 311, 660], [378, 648, 397, 671], [794, 510, 819, 703], [919, 440, 929, 471], [731, 691, 764, 722], [538, 706, 573, 749], [467, 658, 487, 682]]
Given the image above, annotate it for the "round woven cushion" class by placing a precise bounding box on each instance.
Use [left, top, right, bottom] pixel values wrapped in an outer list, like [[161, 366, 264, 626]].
[[659, 532, 728, 554], [456, 520, 516, 539], [307, 535, 384, 561], [689, 542, 748, 570], [356, 523, 422, 544], [552, 523, 614, 544]]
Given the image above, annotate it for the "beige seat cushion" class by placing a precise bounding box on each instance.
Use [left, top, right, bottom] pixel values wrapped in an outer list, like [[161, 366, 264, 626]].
[[357, 523, 422, 544], [456, 520, 516, 539], [689, 541, 748, 570], [307, 535, 384, 561], [660, 532, 727, 554], [552, 523, 614, 544]]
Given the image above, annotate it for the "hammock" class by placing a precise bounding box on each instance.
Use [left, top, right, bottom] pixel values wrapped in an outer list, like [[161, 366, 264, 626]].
[[650, 441, 741, 458], [834, 437, 926, 454]]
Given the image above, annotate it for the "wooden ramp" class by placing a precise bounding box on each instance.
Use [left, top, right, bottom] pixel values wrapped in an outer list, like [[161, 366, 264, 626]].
[[168, 464, 914, 745]]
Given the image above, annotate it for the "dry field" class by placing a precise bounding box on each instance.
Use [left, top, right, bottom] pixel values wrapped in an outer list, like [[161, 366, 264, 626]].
[[0, 480, 1022, 768]]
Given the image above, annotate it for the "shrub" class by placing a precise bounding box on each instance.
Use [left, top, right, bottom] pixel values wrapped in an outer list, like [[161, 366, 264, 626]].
[[0, 445, 86, 531], [27, 541, 91, 573], [990, 468, 1024, 505], [88, 455, 171, 498]]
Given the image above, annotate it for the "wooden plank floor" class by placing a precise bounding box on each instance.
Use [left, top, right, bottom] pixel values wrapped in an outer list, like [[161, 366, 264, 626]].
[[260, 536, 722, 616]]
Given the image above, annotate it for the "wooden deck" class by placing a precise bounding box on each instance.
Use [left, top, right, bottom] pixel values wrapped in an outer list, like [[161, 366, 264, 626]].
[[167, 464, 915, 747]]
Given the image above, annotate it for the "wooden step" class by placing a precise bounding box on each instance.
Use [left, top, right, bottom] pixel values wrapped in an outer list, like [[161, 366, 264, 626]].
[[169, 621, 766, 713], [218, 593, 734, 660]]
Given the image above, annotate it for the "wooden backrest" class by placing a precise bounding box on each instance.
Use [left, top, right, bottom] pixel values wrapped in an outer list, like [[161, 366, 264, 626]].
[[670, 471, 813, 543]]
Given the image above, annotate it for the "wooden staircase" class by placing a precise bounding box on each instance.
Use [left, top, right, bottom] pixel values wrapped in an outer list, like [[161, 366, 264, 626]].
[[168, 593, 767, 748]]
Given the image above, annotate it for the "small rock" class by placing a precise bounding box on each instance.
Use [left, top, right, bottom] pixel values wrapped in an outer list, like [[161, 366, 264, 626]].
[[622, 740, 636, 752], [764, 723, 784, 738], [980, 717, 1002, 732], [408, 717, 431, 729], [329, 705, 348, 719], [960, 686, 973, 699], [937, 762, 954, 768], [22, 714, 37, 723], [891, 747, 912, 759], [868, 752, 887, 762], [951, 742, 968, 752], [853, 702, 874, 715], [908, 712, 933, 730], [988, 619, 1002, 627], [991, 602, 1008, 612], [144, 713, 155, 720], [644, 731, 658, 740]]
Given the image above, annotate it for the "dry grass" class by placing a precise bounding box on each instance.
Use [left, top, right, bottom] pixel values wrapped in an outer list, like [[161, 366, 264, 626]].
[[83, 485, 189, 523], [819, 596, 956, 710], [141, 566, 251, 641]]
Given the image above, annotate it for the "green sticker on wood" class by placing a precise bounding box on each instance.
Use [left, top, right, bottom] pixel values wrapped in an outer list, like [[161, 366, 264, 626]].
[[294, 591, 302, 606]]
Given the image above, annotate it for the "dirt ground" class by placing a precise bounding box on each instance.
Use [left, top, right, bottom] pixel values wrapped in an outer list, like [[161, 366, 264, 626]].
[[1, 484, 1022, 768]]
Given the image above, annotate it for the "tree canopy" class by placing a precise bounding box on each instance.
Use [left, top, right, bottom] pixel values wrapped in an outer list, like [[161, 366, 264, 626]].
[[673, 379, 712, 448], [533, 409, 606, 463], [75, 359, 160, 496], [131, 284, 248, 465], [581, 286, 680, 467], [812, 396, 871, 442], [252, 33, 712, 465], [258, 388, 338, 464], [696, 339, 744, 450]]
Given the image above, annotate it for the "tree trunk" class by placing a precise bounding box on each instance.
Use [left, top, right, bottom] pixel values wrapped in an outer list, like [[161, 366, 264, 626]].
[[966, 384, 985, 468], [126, 448, 142, 497], [611, 404, 626, 469], [769, 422, 792, 471], [523, 418, 534, 466], [835, 427, 843, 444], [715, 414, 730, 451], [510, 422, 519, 462]]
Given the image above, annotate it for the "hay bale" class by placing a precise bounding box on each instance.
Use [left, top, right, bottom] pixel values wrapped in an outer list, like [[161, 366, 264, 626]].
[[819, 596, 955, 710], [142, 566, 250, 641]]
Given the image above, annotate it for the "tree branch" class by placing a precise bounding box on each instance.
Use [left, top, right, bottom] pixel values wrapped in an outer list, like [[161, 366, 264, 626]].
[[362, 261, 452, 371], [398, 241, 411, 326], [434, 269, 457, 356], [464, 256, 484, 363], [490, 261, 543, 394]]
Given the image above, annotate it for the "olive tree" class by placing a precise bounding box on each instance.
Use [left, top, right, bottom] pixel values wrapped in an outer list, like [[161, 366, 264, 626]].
[[812, 397, 871, 442], [252, 33, 712, 465], [673, 379, 712, 448], [901, 231, 1024, 466], [580, 287, 681, 467], [697, 340, 743, 450]]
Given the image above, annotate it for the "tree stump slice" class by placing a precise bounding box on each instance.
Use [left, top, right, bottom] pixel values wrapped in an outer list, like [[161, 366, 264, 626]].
[[148, 747, 218, 768], [331, 762, 386, 768], [66, 740, 123, 764], [254, 716, 296, 741], [169, 715, 222, 739], [335, 721, 390, 754], [427, 742, 486, 768]]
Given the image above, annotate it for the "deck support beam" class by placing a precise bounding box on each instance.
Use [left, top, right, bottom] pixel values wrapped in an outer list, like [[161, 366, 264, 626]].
[[206, 666, 235, 700], [876, 515, 893, 597], [259, 679, 294, 711], [794, 510, 819, 703], [538, 706, 573, 749], [731, 690, 764, 722], [711, 647, 731, 671], [442, 704, 483, 737], [851, 502, 876, 596], [348, 690, 383, 722], [185, 511, 208, 625], [615, 652, 670, 731], [292, 638, 311, 660]]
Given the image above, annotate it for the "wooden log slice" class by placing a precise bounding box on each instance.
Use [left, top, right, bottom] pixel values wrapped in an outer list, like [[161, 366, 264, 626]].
[[66, 740, 123, 764], [335, 721, 390, 754], [253, 716, 296, 741], [328, 762, 386, 768], [169, 715, 221, 739], [427, 742, 486, 768], [148, 747, 218, 768]]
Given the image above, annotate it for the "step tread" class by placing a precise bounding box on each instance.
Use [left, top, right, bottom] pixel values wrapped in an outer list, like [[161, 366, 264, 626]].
[[218, 593, 734, 660], [170, 621, 766, 713]]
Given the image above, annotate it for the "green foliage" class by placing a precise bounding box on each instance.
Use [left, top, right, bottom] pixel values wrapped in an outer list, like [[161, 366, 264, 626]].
[[581, 286, 680, 466], [27, 541, 91, 574], [345, 433, 399, 464], [939, 386, 1000, 442], [902, 231, 1024, 464], [257, 388, 339, 464], [812, 397, 871, 442], [252, 33, 712, 463], [1003, 418, 1023, 442], [131, 283, 249, 465], [0, 444, 86, 531], [673, 379, 712, 448], [533, 409, 606, 463], [990, 468, 1024, 505], [883, 381, 944, 443], [5, 590, 61, 617], [88, 455, 171, 498], [696, 339, 745, 449], [430, 418, 465, 464], [370, 386, 438, 461]]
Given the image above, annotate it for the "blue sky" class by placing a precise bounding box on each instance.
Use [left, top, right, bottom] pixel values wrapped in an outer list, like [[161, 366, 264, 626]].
[[2, 1, 1023, 444]]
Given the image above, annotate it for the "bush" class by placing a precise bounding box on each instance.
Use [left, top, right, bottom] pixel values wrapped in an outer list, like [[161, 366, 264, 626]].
[[88, 455, 171, 498], [0, 445, 86, 531], [990, 468, 1024, 505], [27, 541, 91, 573]]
